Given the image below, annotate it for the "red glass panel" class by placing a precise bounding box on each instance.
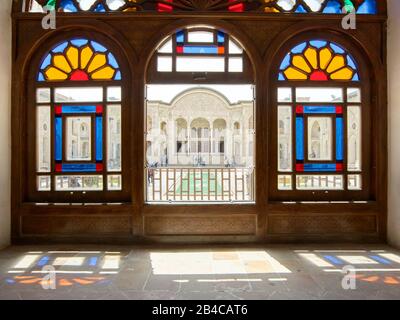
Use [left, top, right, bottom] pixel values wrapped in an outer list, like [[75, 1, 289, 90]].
[[310, 70, 328, 81], [70, 70, 89, 81]]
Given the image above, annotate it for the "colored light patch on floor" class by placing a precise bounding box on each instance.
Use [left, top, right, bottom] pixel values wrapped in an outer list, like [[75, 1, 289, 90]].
[[13, 255, 40, 269], [298, 253, 333, 267], [102, 255, 120, 269], [323, 255, 345, 265], [379, 253, 400, 264], [53, 257, 85, 266], [338, 256, 379, 265]]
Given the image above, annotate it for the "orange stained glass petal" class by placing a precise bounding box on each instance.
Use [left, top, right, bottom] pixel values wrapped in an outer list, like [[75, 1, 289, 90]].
[[53, 55, 72, 73], [330, 67, 354, 80], [45, 67, 68, 81], [304, 47, 318, 69], [326, 55, 346, 74], [292, 55, 311, 73], [319, 48, 333, 70], [87, 53, 107, 73], [66, 46, 79, 70], [283, 67, 308, 80], [91, 66, 116, 80], [80, 46, 94, 70], [59, 279, 73, 286]]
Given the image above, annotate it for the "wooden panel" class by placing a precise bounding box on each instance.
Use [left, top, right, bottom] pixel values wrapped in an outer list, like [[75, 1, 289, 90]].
[[21, 215, 131, 235], [268, 215, 377, 235], [144, 215, 257, 236]]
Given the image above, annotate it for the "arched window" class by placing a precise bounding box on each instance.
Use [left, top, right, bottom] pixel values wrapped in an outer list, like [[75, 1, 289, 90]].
[[273, 39, 368, 200], [34, 38, 123, 198]]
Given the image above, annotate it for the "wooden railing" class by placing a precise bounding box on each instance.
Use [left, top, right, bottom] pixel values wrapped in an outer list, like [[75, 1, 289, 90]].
[[146, 167, 254, 202]]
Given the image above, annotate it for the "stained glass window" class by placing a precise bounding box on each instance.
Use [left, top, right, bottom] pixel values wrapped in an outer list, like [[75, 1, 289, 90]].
[[36, 38, 122, 193], [25, 0, 378, 14], [276, 40, 363, 193], [156, 28, 244, 73]]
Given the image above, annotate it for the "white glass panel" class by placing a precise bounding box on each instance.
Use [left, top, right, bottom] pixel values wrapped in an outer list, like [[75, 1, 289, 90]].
[[29, 0, 45, 12], [347, 88, 361, 103], [158, 39, 173, 53], [108, 175, 122, 190], [78, 0, 96, 11], [176, 57, 225, 72], [107, 87, 121, 102], [278, 87, 292, 103], [229, 40, 243, 54], [66, 117, 92, 161], [296, 175, 344, 190], [37, 176, 51, 191], [54, 87, 103, 103], [277, 0, 296, 11], [107, 105, 122, 171], [228, 57, 243, 72], [348, 174, 362, 190], [187, 31, 214, 43], [347, 106, 362, 171], [278, 175, 292, 190], [307, 117, 332, 161], [36, 106, 51, 172], [296, 88, 343, 103], [157, 56, 173, 72], [106, 0, 125, 11], [305, 0, 324, 11], [278, 106, 292, 172], [36, 88, 50, 103], [55, 175, 103, 191]]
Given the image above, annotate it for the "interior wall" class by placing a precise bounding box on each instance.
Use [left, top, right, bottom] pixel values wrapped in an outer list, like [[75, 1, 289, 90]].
[[388, 0, 400, 248], [0, 1, 11, 248]]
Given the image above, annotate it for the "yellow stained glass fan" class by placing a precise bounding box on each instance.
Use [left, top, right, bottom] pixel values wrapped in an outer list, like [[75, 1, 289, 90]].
[[278, 40, 359, 82], [38, 39, 121, 81]]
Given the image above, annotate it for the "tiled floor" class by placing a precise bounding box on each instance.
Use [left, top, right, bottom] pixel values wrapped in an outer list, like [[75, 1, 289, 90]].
[[0, 244, 400, 300]]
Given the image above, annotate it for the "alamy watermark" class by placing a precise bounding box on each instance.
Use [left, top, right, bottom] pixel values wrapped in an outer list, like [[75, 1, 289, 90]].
[[341, 265, 357, 290]]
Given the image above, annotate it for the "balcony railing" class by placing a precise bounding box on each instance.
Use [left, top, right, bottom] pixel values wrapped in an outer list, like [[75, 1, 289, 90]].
[[146, 167, 254, 203]]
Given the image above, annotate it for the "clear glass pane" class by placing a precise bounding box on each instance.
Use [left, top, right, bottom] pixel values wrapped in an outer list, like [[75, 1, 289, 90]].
[[107, 105, 122, 172], [229, 40, 243, 54], [36, 106, 51, 172], [187, 31, 214, 43], [108, 175, 122, 190], [37, 176, 51, 191], [66, 117, 92, 161], [296, 88, 343, 103], [347, 106, 362, 171], [36, 88, 50, 103], [54, 87, 103, 103], [228, 57, 243, 72], [158, 39, 173, 53], [348, 174, 362, 190], [278, 175, 292, 190], [107, 87, 121, 102], [296, 175, 344, 190], [55, 175, 103, 191], [305, 0, 324, 11], [278, 106, 292, 172], [106, 0, 125, 11], [347, 88, 361, 103], [307, 117, 333, 161], [157, 56, 173, 72], [278, 87, 292, 103], [176, 57, 225, 72]]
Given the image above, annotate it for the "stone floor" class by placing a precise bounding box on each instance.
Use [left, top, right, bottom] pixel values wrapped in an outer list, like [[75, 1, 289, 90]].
[[0, 244, 400, 300]]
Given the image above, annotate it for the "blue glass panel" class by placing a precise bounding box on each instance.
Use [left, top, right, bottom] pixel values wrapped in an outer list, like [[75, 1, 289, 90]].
[[60, 0, 78, 12], [108, 53, 119, 68], [296, 117, 304, 161], [91, 41, 107, 53], [369, 255, 391, 265], [303, 106, 336, 114], [94, 3, 106, 12], [114, 71, 122, 80], [183, 46, 218, 54], [217, 31, 225, 44], [176, 31, 184, 43], [336, 118, 343, 161], [295, 5, 307, 13], [352, 73, 360, 81], [96, 116, 103, 161], [324, 255, 345, 265], [310, 40, 327, 48], [40, 54, 52, 69], [52, 42, 69, 53], [330, 43, 345, 54], [38, 72, 45, 82], [61, 105, 97, 113], [71, 39, 88, 47], [322, 0, 342, 13], [357, 0, 377, 14], [62, 164, 97, 172], [347, 55, 357, 69], [279, 54, 291, 70], [304, 164, 337, 172], [291, 42, 307, 54], [37, 256, 50, 267], [55, 117, 62, 161], [278, 73, 285, 81]]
